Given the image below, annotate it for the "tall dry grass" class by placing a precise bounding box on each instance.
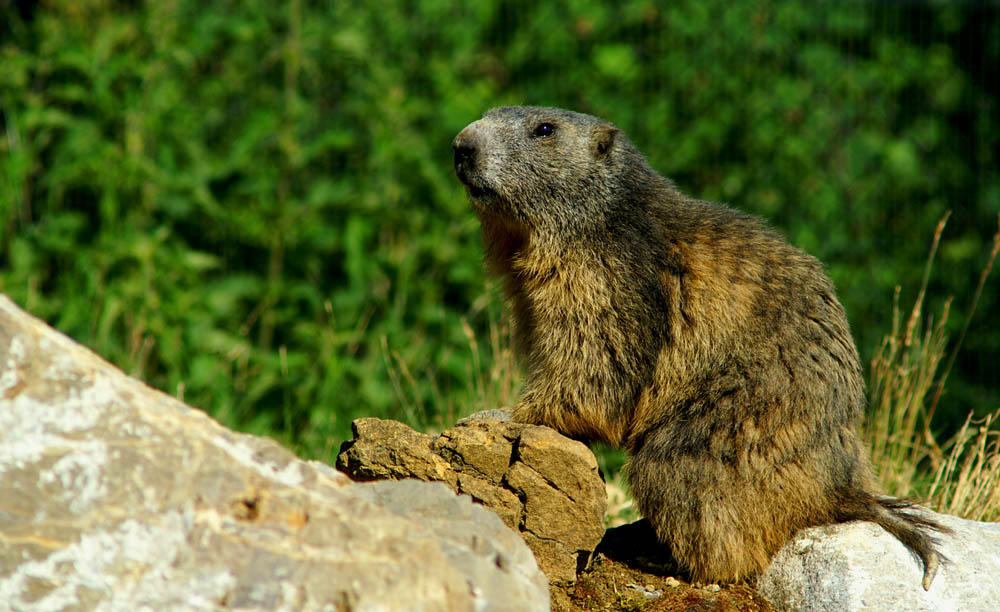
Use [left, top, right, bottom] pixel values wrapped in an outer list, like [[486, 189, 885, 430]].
[[865, 212, 1000, 521], [383, 284, 521, 433]]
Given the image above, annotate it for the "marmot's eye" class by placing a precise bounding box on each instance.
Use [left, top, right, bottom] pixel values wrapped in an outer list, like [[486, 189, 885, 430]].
[[533, 123, 556, 138]]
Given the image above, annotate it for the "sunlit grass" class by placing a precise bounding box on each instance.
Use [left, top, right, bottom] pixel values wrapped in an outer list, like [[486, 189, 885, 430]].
[[866, 212, 1000, 520], [380, 281, 521, 436]]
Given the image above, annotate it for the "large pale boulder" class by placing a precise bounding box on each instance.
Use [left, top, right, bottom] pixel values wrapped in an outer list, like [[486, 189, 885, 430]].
[[0, 294, 548, 612], [758, 511, 1000, 612]]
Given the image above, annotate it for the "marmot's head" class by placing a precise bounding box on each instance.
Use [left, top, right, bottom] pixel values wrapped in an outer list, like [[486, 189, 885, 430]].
[[453, 106, 643, 240]]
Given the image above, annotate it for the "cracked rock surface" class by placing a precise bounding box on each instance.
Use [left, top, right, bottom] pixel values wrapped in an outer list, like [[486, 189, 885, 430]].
[[337, 416, 608, 587], [0, 294, 548, 612]]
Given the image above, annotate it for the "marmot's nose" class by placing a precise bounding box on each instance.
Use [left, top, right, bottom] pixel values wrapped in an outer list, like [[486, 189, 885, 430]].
[[453, 125, 480, 170]]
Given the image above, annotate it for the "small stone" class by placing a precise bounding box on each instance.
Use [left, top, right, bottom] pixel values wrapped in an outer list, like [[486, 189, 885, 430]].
[[625, 583, 663, 599]]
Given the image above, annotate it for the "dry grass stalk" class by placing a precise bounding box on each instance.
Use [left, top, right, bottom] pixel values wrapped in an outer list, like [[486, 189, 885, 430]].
[[927, 410, 1000, 521], [865, 212, 1000, 521]]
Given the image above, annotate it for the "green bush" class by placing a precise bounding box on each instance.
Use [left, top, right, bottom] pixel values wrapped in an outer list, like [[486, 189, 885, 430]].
[[1, 0, 997, 461]]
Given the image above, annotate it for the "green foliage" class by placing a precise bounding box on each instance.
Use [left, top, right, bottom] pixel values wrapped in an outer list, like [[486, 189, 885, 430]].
[[1, 0, 997, 461]]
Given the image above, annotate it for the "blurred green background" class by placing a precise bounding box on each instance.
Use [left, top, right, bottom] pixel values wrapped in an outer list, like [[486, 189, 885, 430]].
[[1, 0, 997, 462]]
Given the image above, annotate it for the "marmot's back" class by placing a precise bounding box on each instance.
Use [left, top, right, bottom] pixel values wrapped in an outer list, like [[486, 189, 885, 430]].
[[453, 105, 945, 587]]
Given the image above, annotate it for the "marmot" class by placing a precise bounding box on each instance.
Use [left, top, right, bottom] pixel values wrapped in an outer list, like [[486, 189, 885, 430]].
[[452, 106, 945, 588]]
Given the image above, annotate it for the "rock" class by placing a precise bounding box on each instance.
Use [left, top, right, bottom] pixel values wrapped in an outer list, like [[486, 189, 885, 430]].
[[758, 511, 1000, 612], [0, 294, 549, 612], [337, 416, 608, 588]]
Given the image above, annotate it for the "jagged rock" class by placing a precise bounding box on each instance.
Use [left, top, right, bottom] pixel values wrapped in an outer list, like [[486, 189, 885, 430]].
[[337, 416, 608, 587], [758, 511, 1000, 612], [0, 294, 549, 612]]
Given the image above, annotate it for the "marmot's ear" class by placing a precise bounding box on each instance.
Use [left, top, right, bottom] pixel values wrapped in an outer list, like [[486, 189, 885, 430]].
[[591, 124, 619, 158]]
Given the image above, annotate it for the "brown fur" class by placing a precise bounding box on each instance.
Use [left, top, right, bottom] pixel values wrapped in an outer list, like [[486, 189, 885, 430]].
[[453, 106, 946, 588]]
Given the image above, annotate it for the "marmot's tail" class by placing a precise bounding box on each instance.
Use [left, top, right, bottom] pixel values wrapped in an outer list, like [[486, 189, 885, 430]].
[[835, 488, 950, 590]]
